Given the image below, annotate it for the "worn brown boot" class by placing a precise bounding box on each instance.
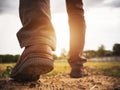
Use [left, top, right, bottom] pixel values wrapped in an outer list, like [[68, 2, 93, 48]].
[[10, 44, 53, 82], [68, 57, 88, 78]]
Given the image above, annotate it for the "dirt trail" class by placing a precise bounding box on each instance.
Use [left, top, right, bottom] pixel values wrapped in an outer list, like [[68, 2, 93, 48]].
[[0, 74, 120, 90]]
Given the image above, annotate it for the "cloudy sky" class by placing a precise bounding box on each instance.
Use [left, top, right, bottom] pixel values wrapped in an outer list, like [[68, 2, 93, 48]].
[[0, 0, 120, 55]]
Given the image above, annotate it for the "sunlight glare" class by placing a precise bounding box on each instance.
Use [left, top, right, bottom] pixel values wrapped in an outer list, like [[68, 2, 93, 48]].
[[51, 13, 70, 56]]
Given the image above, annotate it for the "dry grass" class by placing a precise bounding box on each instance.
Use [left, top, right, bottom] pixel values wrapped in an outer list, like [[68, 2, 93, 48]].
[[0, 61, 120, 77], [0, 61, 120, 90]]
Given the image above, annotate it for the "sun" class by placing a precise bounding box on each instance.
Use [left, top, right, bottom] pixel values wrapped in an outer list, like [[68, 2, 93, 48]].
[[51, 13, 70, 56]]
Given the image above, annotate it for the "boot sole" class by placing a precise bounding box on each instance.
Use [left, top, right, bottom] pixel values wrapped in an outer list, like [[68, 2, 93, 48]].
[[11, 58, 53, 82]]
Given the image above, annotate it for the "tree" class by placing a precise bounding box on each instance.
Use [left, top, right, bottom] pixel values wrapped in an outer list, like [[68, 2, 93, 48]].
[[83, 50, 97, 58], [113, 43, 120, 56], [97, 45, 106, 57], [104, 50, 112, 56]]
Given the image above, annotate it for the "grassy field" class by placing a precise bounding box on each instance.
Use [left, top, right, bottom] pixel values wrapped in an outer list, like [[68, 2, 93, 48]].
[[0, 61, 120, 78]]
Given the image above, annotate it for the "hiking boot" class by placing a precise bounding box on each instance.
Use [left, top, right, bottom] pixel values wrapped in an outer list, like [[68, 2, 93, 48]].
[[68, 56, 88, 78], [10, 45, 53, 82]]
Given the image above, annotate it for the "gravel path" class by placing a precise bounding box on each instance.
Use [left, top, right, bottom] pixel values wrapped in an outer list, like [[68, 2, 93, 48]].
[[0, 74, 120, 90]]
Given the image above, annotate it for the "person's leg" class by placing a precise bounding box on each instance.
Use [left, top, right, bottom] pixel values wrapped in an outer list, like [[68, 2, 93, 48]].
[[10, 0, 56, 82], [66, 0, 87, 78], [18, 0, 56, 49]]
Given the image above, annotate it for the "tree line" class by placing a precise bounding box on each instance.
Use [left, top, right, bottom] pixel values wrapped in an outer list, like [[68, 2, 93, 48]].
[[0, 43, 120, 63], [0, 55, 19, 63], [54, 43, 120, 60], [83, 43, 120, 59]]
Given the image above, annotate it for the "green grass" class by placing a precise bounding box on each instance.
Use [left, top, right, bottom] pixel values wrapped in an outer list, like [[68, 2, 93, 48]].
[[0, 63, 14, 78], [46, 61, 70, 76], [0, 63, 14, 71], [0, 61, 120, 78], [84, 61, 120, 77]]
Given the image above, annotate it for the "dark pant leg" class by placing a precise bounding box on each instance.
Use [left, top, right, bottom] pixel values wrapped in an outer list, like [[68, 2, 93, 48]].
[[66, 0, 86, 61], [17, 0, 56, 50]]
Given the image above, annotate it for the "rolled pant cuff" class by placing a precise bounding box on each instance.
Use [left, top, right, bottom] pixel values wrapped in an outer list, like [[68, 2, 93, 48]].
[[19, 37, 56, 51]]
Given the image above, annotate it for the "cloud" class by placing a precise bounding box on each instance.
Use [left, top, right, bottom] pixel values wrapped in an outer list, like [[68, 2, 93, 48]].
[[0, 0, 18, 14], [105, 0, 120, 8], [0, 0, 5, 13], [83, 0, 105, 8], [84, 0, 120, 9], [50, 0, 66, 13]]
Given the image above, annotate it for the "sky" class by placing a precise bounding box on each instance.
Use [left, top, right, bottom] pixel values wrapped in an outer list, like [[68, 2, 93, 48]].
[[0, 0, 120, 55]]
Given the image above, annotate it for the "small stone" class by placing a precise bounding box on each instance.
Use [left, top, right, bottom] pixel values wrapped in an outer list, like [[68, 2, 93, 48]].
[[29, 83, 36, 88]]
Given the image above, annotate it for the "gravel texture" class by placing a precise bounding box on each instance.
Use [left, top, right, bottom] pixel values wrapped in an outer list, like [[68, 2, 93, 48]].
[[0, 74, 120, 90]]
